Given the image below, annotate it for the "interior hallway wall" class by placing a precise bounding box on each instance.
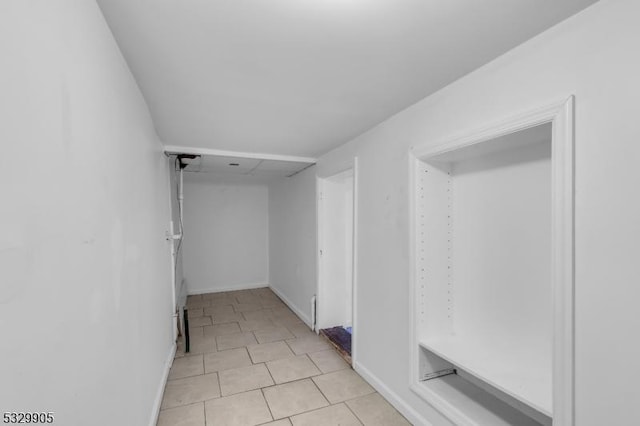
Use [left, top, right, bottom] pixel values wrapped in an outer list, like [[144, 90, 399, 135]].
[[0, 2, 174, 425], [268, 166, 317, 325], [182, 173, 269, 294], [281, 0, 640, 424]]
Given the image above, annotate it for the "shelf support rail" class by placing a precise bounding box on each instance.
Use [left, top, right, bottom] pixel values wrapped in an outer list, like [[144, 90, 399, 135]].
[[421, 368, 457, 382]]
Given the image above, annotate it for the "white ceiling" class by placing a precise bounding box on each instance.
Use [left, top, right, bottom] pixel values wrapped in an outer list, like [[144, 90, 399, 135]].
[[98, 0, 598, 158], [180, 155, 312, 177]]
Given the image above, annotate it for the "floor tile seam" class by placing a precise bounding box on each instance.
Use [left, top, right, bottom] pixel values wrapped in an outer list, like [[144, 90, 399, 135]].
[[259, 383, 276, 423], [286, 401, 357, 423], [165, 370, 219, 384], [162, 390, 223, 411], [267, 354, 323, 385], [308, 374, 334, 407], [158, 400, 204, 413], [282, 337, 298, 355], [333, 388, 379, 407], [219, 362, 275, 397], [342, 399, 366, 425], [205, 347, 252, 375], [203, 400, 207, 426], [305, 351, 327, 373], [263, 356, 296, 385], [167, 370, 206, 381]]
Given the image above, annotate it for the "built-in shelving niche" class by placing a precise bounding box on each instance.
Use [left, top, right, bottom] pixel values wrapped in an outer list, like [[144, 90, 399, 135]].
[[409, 99, 575, 426]]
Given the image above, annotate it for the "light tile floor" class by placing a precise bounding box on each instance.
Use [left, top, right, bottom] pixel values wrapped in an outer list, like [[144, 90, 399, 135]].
[[157, 288, 411, 426]]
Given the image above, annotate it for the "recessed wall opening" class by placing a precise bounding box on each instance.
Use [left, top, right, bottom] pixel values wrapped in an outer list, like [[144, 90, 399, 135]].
[[419, 123, 552, 425], [317, 168, 355, 364], [410, 98, 575, 426]]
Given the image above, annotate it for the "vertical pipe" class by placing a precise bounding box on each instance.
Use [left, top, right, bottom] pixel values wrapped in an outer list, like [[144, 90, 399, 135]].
[[174, 167, 184, 342], [179, 168, 184, 226], [170, 220, 178, 343], [167, 159, 178, 344], [311, 295, 316, 331]]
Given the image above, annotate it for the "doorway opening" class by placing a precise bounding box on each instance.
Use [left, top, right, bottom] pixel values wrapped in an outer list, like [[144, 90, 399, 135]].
[[317, 167, 355, 364]]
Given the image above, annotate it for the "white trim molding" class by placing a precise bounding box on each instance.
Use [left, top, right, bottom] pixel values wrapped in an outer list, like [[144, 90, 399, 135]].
[[148, 342, 177, 426], [354, 361, 432, 426], [351, 157, 360, 367], [269, 285, 313, 328], [315, 163, 358, 338]]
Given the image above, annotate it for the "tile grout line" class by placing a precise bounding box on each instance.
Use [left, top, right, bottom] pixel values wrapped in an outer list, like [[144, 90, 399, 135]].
[[288, 402, 357, 424], [259, 387, 276, 423], [306, 352, 325, 373], [262, 358, 278, 387], [342, 400, 366, 425], [283, 337, 297, 355], [202, 353, 205, 380], [158, 400, 204, 414], [202, 400, 207, 426], [266, 378, 333, 421], [309, 381, 333, 407]]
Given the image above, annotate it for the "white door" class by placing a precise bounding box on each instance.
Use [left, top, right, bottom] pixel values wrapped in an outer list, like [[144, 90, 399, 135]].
[[317, 169, 354, 331]]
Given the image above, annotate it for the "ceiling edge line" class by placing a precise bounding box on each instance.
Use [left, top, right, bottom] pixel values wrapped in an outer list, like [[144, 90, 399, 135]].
[[163, 145, 317, 164]]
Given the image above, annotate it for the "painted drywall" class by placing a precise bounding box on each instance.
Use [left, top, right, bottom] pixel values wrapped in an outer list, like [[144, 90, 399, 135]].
[[182, 173, 269, 293], [0, 2, 174, 426], [268, 166, 317, 325], [310, 0, 640, 424]]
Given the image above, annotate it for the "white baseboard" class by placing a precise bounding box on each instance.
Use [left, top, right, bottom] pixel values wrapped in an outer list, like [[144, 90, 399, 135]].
[[269, 285, 312, 328], [354, 361, 431, 426], [187, 282, 269, 295], [149, 342, 177, 426]]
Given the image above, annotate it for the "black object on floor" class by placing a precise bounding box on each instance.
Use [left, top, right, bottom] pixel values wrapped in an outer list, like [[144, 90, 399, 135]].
[[184, 308, 190, 353], [321, 326, 351, 357]]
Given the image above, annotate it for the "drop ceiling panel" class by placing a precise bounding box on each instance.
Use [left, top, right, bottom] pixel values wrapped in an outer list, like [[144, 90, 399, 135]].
[[181, 154, 313, 178], [253, 160, 311, 173], [198, 156, 261, 173], [250, 168, 298, 178]]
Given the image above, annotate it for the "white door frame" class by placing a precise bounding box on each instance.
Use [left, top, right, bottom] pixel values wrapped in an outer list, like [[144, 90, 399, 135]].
[[316, 158, 359, 364]]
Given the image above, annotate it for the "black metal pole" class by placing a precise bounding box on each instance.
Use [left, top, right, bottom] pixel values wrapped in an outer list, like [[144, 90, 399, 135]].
[[183, 308, 190, 353]]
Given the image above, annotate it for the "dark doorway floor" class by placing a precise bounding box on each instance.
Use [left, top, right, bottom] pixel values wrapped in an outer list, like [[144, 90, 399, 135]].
[[320, 326, 352, 365]]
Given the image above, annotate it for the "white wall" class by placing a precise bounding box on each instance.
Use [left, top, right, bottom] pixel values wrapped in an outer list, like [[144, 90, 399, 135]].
[[268, 167, 317, 325], [0, 2, 174, 426], [310, 0, 640, 424], [182, 173, 269, 293]]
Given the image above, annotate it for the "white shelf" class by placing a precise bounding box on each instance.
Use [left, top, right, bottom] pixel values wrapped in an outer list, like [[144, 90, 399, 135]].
[[419, 336, 552, 417], [414, 374, 544, 426]]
